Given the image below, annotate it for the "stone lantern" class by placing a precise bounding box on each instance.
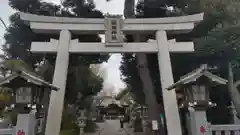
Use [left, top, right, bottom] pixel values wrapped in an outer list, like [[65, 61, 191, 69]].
[[77, 109, 86, 135], [3, 70, 58, 112], [167, 64, 228, 135], [0, 69, 58, 135], [167, 64, 227, 109]]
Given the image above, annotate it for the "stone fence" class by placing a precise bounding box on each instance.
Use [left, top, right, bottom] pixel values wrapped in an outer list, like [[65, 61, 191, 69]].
[[0, 127, 15, 135], [210, 124, 240, 135]]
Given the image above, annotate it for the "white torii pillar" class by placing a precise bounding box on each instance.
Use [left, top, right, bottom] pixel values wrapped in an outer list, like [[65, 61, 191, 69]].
[[147, 31, 183, 135], [156, 30, 182, 135], [44, 30, 71, 135]]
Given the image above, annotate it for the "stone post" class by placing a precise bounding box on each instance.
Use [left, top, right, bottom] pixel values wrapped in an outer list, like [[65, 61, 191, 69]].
[[15, 112, 36, 135], [45, 30, 71, 135], [231, 102, 240, 124], [187, 107, 212, 135], [156, 30, 182, 135]]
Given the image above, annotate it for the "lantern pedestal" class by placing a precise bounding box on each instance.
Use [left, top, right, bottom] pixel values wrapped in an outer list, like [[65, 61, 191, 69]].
[[230, 102, 240, 124], [186, 107, 211, 135], [15, 112, 36, 135]]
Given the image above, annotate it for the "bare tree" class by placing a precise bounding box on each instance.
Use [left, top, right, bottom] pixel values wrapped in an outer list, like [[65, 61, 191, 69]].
[[0, 17, 7, 29]]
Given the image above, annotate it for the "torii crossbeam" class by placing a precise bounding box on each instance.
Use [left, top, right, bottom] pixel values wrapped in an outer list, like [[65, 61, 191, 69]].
[[20, 12, 204, 135]]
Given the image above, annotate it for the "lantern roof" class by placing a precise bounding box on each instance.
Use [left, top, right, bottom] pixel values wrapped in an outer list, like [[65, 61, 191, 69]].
[[167, 64, 228, 90], [0, 69, 59, 91]]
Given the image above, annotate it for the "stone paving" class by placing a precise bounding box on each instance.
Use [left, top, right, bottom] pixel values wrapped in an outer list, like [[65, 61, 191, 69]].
[[86, 120, 144, 135], [123, 126, 145, 135]]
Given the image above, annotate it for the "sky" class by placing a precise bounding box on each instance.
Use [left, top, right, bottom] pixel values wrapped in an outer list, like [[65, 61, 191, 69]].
[[0, 0, 126, 93]]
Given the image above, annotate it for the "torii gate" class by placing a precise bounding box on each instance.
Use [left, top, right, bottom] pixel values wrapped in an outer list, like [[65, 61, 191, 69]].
[[20, 12, 204, 135]]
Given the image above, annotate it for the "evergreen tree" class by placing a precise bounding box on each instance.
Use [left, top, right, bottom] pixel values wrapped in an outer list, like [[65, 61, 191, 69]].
[[120, 0, 240, 128]]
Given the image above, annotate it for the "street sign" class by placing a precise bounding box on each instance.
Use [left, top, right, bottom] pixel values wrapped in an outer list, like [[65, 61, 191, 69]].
[[152, 120, 158, 130], [159, 114, 165, 127]]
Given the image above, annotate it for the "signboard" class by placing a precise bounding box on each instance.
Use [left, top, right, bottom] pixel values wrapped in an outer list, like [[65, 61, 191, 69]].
[[104, 16, 124, 47], [152, 120, 158, 130], [36, 118, 44, 133]]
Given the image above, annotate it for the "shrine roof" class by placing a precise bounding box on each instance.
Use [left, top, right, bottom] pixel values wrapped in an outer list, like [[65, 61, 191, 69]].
[[0, 69, 59, 91], [96, 97, 126, 107], [167, 64, 228, 90]]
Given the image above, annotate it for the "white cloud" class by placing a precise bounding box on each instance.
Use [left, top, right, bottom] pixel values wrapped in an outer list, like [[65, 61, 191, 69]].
[[103, 54, 126, 93]]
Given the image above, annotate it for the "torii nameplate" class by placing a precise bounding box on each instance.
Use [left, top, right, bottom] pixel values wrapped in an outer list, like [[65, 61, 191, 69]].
[[104, 15, 124, 47]]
